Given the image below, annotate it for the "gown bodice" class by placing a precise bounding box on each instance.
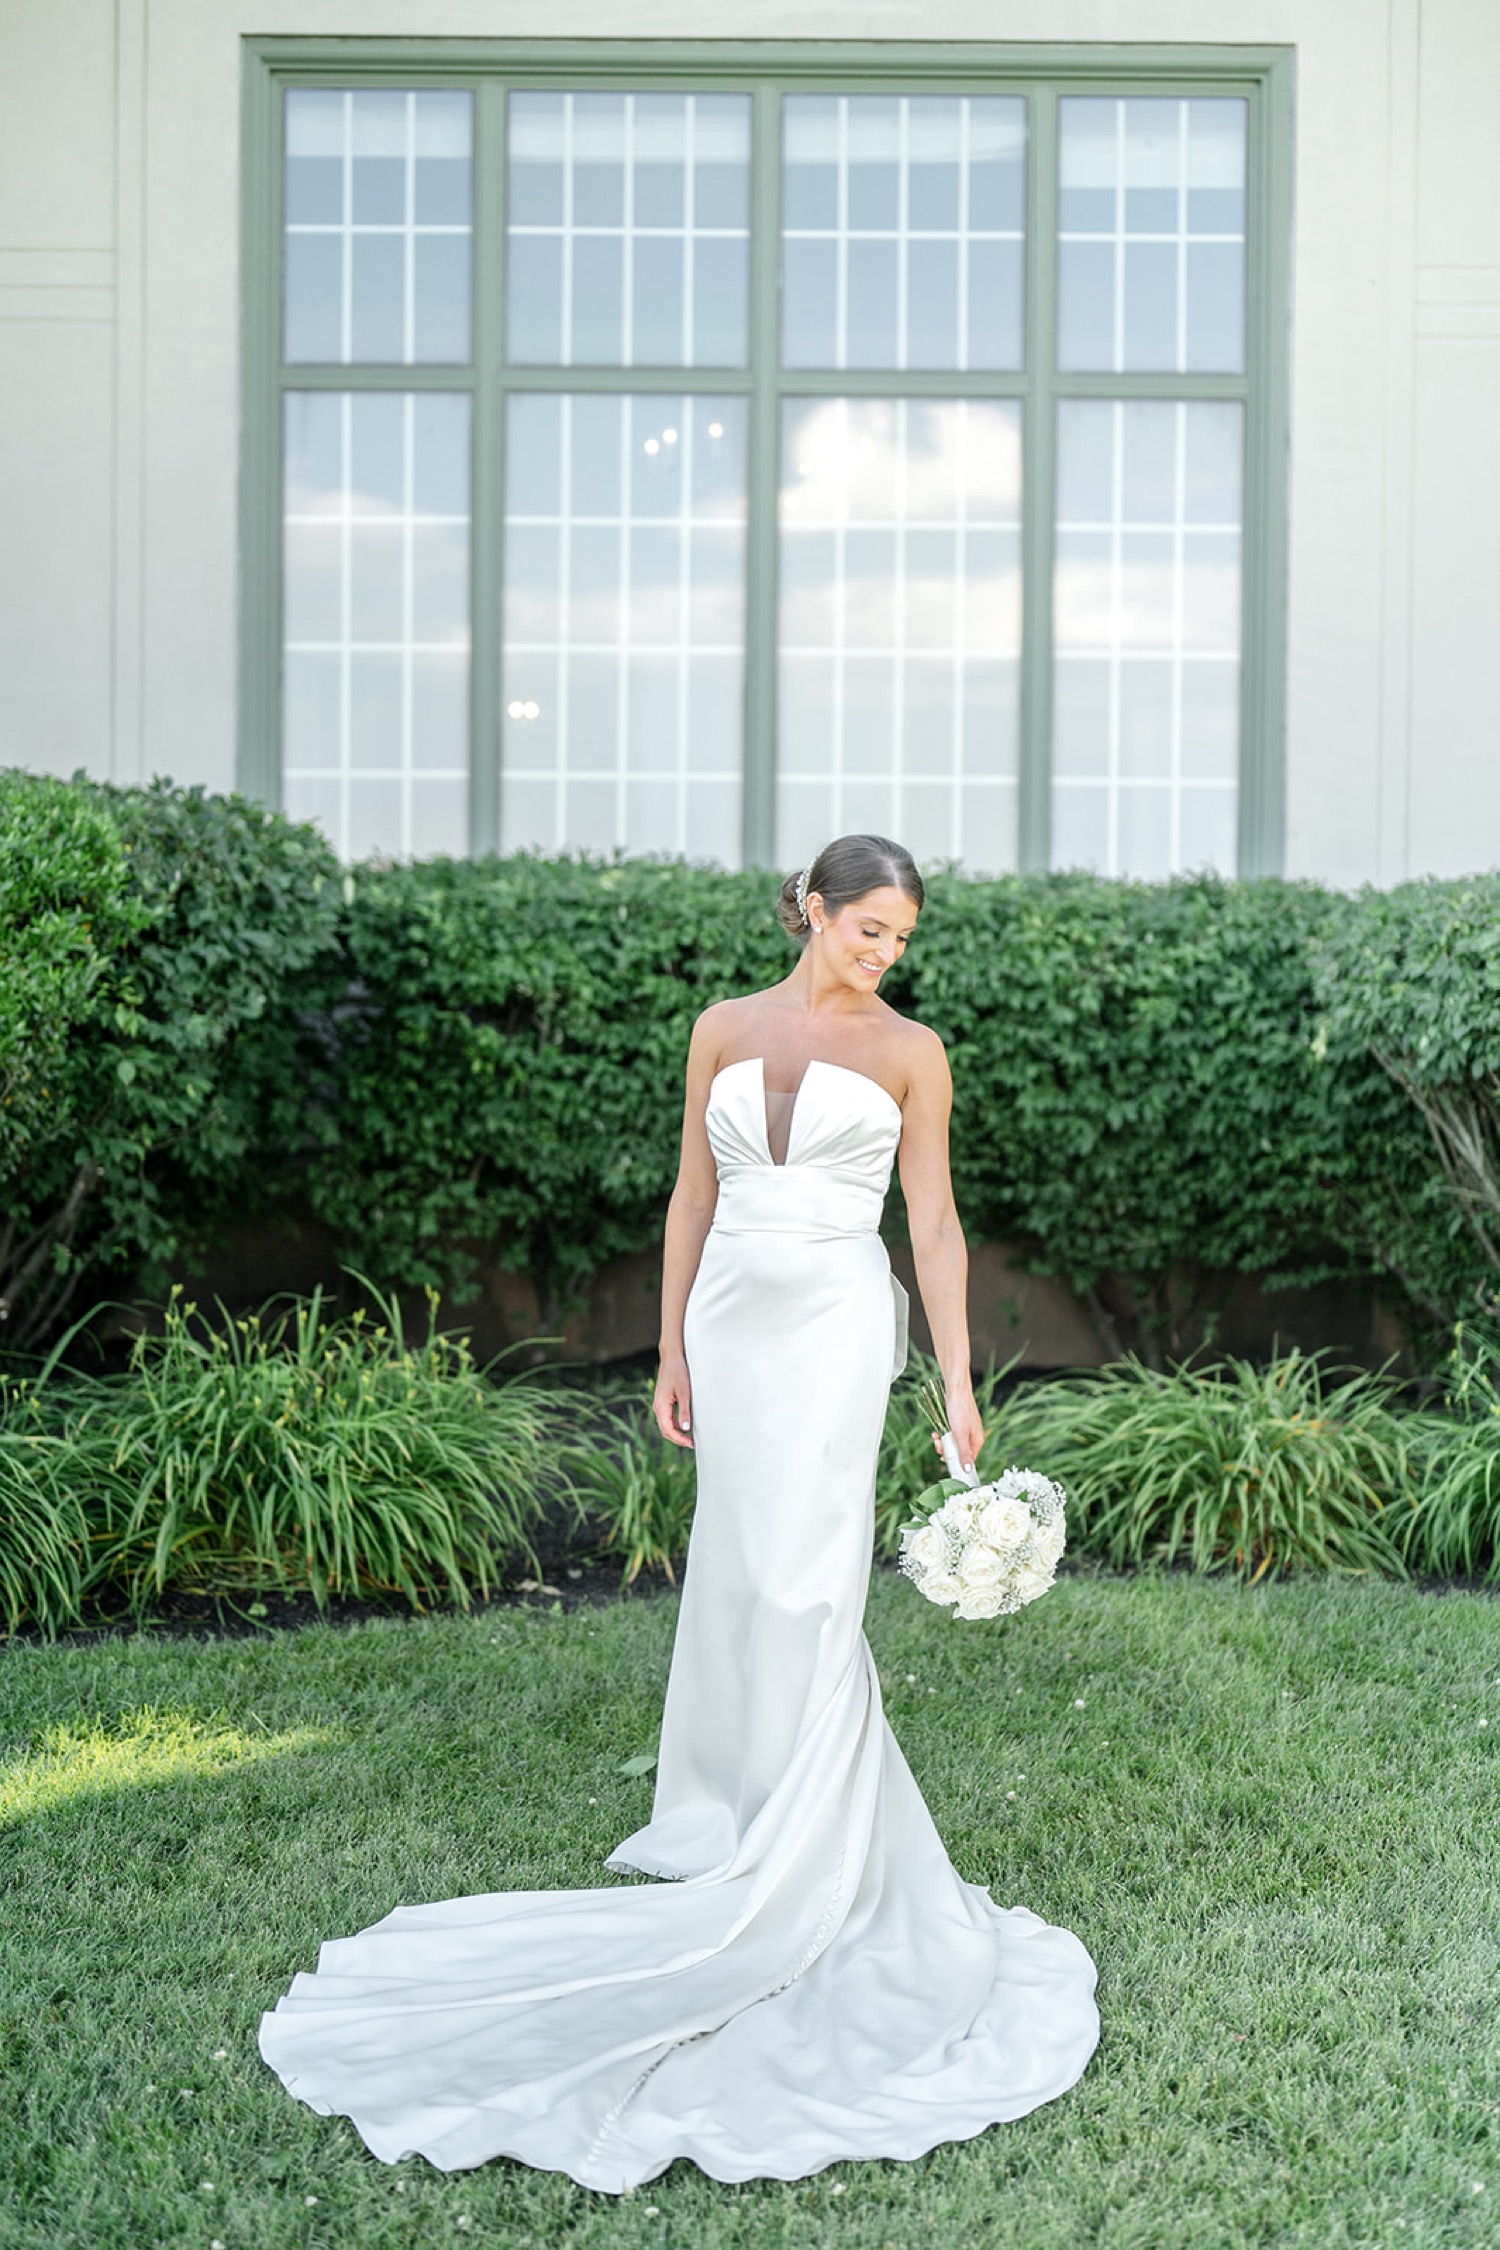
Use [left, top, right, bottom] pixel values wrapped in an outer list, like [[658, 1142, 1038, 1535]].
[[705, 1057, 902, 1241]]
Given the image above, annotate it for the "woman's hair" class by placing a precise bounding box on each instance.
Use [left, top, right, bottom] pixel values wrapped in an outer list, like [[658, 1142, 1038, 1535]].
[[775, 834, 925, 944]]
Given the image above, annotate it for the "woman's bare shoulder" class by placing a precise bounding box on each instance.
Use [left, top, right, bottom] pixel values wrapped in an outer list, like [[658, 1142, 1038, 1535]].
[[690, 992, 768, 1064], [882, 1010, 949, 1092]]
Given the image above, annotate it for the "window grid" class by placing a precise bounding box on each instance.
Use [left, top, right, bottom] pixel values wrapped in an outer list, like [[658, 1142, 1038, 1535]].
[[284, 89, 473, 366], [246, 48, 1287, 877], [1057, 95, 1247, 376], [282, 391, 471, 862], [778, 398, 1020, 870], [1052, 398, 1241, 878], [501, 395, 746, 862], [782, 94, 1025, 373], [507, 91, 751, 369]]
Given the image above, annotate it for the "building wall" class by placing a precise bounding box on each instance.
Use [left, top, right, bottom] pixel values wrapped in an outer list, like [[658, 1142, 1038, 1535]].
[[2, 0, 1498, 882]]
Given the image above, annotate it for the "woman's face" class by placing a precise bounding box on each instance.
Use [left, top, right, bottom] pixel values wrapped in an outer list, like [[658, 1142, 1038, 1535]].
[[809, 884, 920, 991]]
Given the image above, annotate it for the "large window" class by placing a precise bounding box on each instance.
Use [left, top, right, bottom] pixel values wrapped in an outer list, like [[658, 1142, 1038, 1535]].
[[242, 44, 1289, 875]]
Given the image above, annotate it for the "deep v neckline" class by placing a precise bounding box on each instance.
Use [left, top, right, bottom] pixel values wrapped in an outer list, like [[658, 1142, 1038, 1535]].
[[715, 1056, 902, 1170]]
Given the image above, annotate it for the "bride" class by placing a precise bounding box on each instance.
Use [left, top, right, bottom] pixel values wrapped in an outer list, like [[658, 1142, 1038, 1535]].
[[259, 832, 1099, 2190]]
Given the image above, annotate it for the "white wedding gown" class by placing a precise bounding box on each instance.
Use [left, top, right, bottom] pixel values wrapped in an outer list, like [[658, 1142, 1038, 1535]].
[[258, 1056, 1099, 2189]]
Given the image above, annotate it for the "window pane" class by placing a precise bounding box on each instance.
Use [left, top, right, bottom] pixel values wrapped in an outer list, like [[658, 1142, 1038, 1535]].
[[501, 395, 747, 859], [1058, 96, 1246, 372], [507, 92, 751, 367], [777, 398, 1021, 873], [284, 89, 472, 365], [782, 95, 1026, 371], [282, 391, 471, 859], [1052, 400, 1242, 876]]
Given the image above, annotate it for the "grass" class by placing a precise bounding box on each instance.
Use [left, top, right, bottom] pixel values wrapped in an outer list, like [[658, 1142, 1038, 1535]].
[[2, 1571, 1497, 2248]]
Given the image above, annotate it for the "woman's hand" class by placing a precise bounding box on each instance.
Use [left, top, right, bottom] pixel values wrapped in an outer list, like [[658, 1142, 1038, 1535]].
[[654, 1355, 694, 1449], [933, 1381, 985, 1481]]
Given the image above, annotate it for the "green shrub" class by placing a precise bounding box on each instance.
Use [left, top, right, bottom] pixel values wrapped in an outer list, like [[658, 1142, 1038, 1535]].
[[309, 855, 785, 1318], [904, 873, 1458, 1353], [5, 776, 1494, 1350], [1317, 876, 1500, 1306], [0, 775, 343, 1348], [308, 859, 1471, 1353], [0, 774, 144, 1341]]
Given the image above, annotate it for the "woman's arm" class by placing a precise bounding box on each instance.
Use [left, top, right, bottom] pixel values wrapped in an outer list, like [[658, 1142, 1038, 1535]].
[[652, 1011, 723, 1448], [896, 1029, 985, 1474]]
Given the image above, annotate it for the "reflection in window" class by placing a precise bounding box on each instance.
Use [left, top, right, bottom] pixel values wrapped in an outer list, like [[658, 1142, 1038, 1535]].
[[1052, 398, 1242, 877], [283, 90, 473, 364], [501, 394, 747, 859], [1058, 98, 1246, 373], [781, 95, 1026, 371], [507, 92, 751, 367], [282, 391, 471, 859], [778, 398, 1022, 871]]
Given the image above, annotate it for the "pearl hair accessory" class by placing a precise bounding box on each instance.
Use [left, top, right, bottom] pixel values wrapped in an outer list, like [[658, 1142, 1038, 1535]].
[[794, 865, 812, 928]]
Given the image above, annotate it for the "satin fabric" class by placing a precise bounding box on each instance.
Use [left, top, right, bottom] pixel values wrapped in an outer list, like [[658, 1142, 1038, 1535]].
[[257, 1055, 1100, 2189]]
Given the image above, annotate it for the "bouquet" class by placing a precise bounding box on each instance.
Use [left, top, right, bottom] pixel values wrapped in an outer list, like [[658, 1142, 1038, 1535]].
[[897, 1377, 1067, 1620]]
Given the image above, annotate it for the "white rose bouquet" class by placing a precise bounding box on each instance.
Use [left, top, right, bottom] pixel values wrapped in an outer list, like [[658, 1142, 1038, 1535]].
[[897, 1379, 1067, 1621]]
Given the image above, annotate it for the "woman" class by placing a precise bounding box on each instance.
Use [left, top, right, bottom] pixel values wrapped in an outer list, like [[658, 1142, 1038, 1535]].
[[259, 834, 1099, 2190]]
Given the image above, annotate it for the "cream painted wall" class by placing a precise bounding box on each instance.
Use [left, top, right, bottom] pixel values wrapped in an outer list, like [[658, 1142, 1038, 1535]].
[[2, 0, 1497, 879], [0, 0, 119, 777]]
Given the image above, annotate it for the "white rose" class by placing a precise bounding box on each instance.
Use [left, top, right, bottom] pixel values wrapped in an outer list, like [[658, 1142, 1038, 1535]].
[[934, 1494, 977, 1535], [977, 1494, 1031, 1549], [1012, 1560, 1056, 1606], [1036, 1518, 1067, 1567], [955, 1584, 1006, 1621], [956, 1541, 1005, 1588], [919, 1570, 963, 1608], [904, 1523, 949, 1573]]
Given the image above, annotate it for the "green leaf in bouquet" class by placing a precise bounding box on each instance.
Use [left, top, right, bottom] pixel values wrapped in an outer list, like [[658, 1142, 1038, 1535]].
[[910, 1475, 974, 1521]]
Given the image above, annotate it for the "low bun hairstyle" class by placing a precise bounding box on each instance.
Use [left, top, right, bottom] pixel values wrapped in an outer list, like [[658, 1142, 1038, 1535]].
[[775, 834, 925, 946]]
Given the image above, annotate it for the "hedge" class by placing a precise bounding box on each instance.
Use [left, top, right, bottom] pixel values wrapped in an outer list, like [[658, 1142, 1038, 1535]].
[[315, 855, 1473, 1348], [0, 773, 342, 1348], [2, 773, 1495, 1354], [1315, 877, 1500, 1297]]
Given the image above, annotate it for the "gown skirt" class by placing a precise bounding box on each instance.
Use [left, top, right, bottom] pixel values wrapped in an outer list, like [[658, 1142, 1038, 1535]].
[[258, 1058, 1100, 2190]]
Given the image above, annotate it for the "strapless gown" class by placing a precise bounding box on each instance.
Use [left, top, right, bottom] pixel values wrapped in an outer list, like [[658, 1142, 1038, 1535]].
[[258, 1056, 1099, 2189]]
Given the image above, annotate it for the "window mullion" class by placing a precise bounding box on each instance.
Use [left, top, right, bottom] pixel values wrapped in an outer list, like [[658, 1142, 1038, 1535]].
[[741, 82, 782, 869], [1017, 83, 1059, 873], [1238, 58, 1291, 878], [470, 77, 508, 856]]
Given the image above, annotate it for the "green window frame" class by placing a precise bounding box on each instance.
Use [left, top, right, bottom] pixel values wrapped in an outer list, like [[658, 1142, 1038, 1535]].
[[240, 38, 1291, 872]]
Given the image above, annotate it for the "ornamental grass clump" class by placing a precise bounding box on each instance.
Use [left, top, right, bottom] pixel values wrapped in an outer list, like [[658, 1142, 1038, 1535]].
[[0, 1421, 89, 1635], [562, 1392, 698, 1585], [1399, 1317, 1500, 1579], [980, 1351, 1411, 1582], [22, 1284, 553, 1617]]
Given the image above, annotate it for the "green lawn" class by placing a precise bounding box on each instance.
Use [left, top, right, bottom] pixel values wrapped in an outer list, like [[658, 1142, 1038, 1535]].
[[2, 1570, 1497, 2250]]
